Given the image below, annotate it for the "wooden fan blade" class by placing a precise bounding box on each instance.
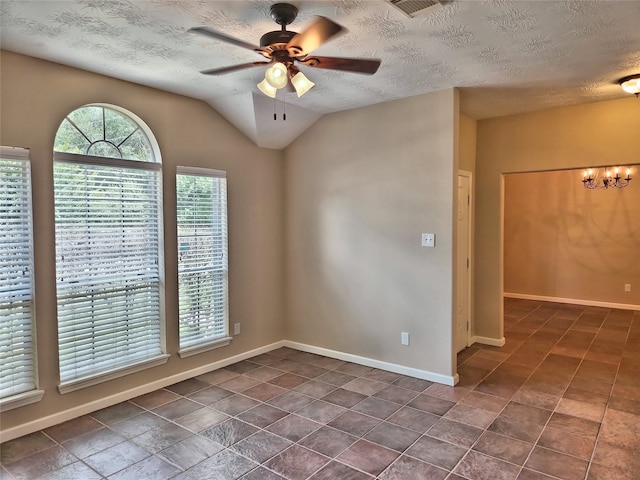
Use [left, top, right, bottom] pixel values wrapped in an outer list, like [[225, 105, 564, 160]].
[[189, 27, 266, 54], [286, 17, 343, 57], [301, 56, 381, 74], [200, 62, 271, 75]]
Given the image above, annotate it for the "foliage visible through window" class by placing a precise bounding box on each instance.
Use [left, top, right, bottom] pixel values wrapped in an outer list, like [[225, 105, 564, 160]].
[[177, 168, 229, 350], [53, 105, 164, 387], [55, 105, 154, 161], [0, 149, 37, 399]]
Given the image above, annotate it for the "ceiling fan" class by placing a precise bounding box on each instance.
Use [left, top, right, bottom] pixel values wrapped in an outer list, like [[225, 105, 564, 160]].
[[189, 2, 381, 98]]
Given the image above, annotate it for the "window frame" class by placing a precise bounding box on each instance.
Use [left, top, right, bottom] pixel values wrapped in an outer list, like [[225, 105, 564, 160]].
[[0, 146, 44, 411], [176, 166, 231, 357], [53, 105, 168, 394]]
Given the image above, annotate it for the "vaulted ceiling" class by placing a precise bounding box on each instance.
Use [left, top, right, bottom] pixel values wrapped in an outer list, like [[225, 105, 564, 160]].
[[2, 0, 639, 149]]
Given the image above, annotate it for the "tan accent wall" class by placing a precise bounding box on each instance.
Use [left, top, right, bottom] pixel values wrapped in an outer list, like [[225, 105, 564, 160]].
[[459, 114, 477, 173], [284, 89, 459, 378], [458, 114, 477, 335], [0, 51, 285, 433], [504, 169, 640, 305], [476, 97, 639, 340]]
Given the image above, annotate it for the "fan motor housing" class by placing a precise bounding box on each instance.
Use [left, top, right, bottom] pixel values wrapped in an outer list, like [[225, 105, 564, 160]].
[[260, 30, 297, 48]]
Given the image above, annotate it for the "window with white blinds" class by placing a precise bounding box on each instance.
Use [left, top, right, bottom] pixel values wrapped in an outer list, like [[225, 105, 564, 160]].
[[177, 167, 230, 354], [53, 105, 167, 390], [0, 147, 38, 402]]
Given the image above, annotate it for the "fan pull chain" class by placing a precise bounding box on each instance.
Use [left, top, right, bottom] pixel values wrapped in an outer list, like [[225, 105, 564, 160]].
[[270, 92, 287, 121]]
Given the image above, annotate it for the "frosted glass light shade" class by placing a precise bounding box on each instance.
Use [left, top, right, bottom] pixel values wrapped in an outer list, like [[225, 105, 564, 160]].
[[621, 78, 640, 95], [265, 63, 288, 89], [619, 74, 640, 95], [257, 79, 277, 98], [291, 71, 315, 97]]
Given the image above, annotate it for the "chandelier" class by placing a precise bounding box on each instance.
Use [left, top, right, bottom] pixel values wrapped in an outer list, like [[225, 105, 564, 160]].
[[582, 167, 632, 189]]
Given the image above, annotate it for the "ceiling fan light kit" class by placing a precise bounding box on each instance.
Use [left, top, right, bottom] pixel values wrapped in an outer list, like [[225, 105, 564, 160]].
[[189, 2, 381, 100]]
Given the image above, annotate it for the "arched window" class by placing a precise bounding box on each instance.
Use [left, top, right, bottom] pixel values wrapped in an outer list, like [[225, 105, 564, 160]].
[[54, 104, 158, 161], [53, 105, 167, 391]]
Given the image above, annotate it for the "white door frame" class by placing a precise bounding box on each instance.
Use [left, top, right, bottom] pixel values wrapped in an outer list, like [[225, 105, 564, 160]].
[[455, 170, 473, 353]]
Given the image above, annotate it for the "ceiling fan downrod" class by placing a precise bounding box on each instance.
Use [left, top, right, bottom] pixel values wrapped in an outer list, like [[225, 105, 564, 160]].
[[260, 3, 299, 48]]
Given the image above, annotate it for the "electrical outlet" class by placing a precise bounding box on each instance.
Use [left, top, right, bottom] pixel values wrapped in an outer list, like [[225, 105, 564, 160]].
[[401, 332, 410, 346], [421, 233, 435, 247], [234, 323, 241, 335], [625, 284, 631, 292]]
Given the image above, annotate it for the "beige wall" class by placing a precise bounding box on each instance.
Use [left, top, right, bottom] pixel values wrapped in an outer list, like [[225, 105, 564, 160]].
[[0, 51, 285, 434], [476, 97, 639, 340], [284, 89, 459, 380], [504, 169, 640, 305]]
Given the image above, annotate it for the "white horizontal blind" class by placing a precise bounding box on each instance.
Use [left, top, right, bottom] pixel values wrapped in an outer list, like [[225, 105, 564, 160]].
[[54, 153, 164, 384], [0, 147, 37, 399], [176, 167, 229, 349]]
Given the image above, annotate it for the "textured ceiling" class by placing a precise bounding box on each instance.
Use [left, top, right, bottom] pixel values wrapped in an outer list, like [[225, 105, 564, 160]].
[[2, 0, 640, 149]]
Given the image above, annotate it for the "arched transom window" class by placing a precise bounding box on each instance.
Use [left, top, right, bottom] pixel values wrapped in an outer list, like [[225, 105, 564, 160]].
[[54, 104, 157, 161]]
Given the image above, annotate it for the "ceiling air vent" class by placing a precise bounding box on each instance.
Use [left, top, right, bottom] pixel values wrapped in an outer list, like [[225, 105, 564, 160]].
[[386, 0, 444, 18]]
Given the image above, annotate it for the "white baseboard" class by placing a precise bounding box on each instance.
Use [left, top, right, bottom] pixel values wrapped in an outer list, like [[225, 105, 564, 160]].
[[470, 336, 506, 347], [0, 341, 286, 443], [504, 292, 640, 311], [283, 340, 458, 387]]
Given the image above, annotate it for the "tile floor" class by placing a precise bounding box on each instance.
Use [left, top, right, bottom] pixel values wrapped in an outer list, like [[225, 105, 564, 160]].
[[1, 299, 639, 480]]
